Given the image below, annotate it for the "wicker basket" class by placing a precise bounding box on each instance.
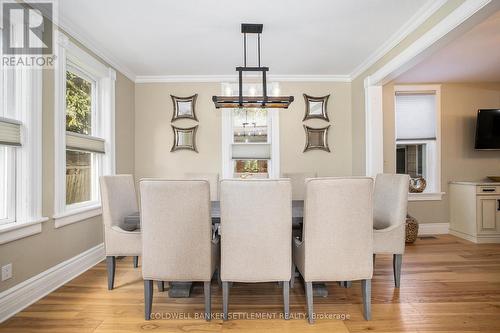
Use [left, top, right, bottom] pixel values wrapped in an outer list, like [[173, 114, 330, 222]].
[[405, 215, 419, 243]]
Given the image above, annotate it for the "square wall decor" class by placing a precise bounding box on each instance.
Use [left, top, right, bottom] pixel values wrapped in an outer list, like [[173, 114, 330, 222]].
[[171, 125, 198, 152], [171, 94, 198, 122], [303, 94, 330, 122], [303, 124, 330, 152]]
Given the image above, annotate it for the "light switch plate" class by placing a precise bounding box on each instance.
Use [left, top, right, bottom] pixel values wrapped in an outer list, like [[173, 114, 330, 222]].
[[1, 263, 12, 281]]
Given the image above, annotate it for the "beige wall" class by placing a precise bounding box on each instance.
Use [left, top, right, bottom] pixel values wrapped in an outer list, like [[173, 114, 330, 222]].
[[382, 82, 500, 224], [0, 35, 135, 292], [134, 82, 352, 180]]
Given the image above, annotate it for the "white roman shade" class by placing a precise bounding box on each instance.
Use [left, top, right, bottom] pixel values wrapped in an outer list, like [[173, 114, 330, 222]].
[[395, 92, 436, 140], [66, 131, 105, 153], [0, 117, 22, 146], [232, 143, 271, 159]]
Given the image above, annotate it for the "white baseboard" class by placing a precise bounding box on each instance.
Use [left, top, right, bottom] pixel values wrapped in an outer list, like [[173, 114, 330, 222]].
[[418, 222, 450, 235], [0, 243, 105, 323]]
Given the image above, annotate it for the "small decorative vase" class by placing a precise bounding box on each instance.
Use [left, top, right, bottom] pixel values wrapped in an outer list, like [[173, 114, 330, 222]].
[[409, 177, 426, 193], [405, 215, 419, 243]]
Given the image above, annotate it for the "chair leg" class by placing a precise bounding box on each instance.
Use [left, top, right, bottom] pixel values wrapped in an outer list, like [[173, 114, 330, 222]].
[[222, 281, 229, 321], [393, 254, 402, 288], [283, 280, 290, 320], [133, 256, 139, 268], [290, 262, 296, 289], [157, 281, 164, 292], [144, 280, 153, 320], [361, 279, 371, 320], [204, 281, 211, 321], [106, 256, 115, 290], [373, 253, 376, 265], [305, 281, 314, 324]]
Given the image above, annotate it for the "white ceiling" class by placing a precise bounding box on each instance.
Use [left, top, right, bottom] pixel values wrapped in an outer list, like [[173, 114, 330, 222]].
[[396, 10, 500, 83], [58, 0, 433, 80]]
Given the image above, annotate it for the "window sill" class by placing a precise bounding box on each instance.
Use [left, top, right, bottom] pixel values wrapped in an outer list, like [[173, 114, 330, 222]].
[[53, 205, 102, 229], [0, 217, 49, 245], [408, 192, 445, 201]]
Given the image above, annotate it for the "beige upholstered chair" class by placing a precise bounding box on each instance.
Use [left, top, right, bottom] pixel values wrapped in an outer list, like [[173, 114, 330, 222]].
[[100, 175, 141, 290], [373, 173, 410, 288], [282, 172, 317, 200], [220, 179, 292, 320], [139, 179, 219, 321], [185, 173, 219, 201], [293, 177, 374, 323]]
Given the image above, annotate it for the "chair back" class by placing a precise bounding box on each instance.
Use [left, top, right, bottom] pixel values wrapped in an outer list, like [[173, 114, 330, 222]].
[[100, 175, 138, 229], [139, 179, 213, 281], [283, 172, 317, 200], [303, 177, 373, 281], [220, 179, 292, 282], [373, 174, 409, 230], [185, 172, 219, 201]]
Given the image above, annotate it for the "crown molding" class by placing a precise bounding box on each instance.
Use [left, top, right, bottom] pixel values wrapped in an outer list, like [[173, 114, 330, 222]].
[[57, 18, 136, 82], [135, 74, 351, 83], [349, 0, 448, 80]]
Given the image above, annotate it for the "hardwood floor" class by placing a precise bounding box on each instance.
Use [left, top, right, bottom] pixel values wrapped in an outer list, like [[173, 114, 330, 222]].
[[1, 235, 500, 332]]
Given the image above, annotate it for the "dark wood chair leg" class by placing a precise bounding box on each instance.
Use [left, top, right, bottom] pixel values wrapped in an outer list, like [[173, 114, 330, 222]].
[[157, 281, 164, 292], [106, 256, 115, 290], [393, 254, 402, 288], [283, 280, 290, 320], [144, 280, 153, 320], [204, 281, 211, 321], [133, 256, 139, 268], [305, 281, 314, 324], [362, 279, 371, 320], [222, 281, 229, 321]]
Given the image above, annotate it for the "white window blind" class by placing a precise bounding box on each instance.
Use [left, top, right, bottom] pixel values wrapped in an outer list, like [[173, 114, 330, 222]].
[[232, 143, 271, 159], [0, 117, 21, 147], [395, 93, 436, 140], [66, 131, 105, 154]]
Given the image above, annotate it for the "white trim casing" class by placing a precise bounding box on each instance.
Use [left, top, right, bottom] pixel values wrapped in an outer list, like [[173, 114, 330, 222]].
[[0, 243, 105, 323], [54, 30, 115, 226], [364, 82, 384, 177]]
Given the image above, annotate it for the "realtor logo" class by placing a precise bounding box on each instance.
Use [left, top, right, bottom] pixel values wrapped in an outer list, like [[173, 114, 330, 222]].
[[2, 2, 53, 55]]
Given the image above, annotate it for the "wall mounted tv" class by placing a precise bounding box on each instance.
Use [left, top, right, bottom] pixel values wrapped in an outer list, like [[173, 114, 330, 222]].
[[475, 109, 500, 150]]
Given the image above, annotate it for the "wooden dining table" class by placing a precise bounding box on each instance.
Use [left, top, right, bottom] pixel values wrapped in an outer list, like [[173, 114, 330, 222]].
[[130, 200, 330, 298]]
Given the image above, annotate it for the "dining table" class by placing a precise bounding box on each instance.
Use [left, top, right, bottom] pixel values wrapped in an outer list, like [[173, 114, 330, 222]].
[[127, 200, 331, 298]]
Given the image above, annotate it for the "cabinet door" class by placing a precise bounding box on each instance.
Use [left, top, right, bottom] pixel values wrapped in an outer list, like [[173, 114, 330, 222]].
[[477, 197, 500, 234]]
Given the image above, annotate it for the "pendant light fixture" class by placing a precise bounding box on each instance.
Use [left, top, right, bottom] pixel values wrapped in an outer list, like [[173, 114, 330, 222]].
[[212, 24, 294, 109]]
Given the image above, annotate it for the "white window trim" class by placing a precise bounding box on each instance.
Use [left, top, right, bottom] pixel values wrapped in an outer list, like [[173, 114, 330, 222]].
[[54, 31, 115, 228], [0, 27, 47, 244], [394, 85, 443, 201], [221, 82, 280, 179]]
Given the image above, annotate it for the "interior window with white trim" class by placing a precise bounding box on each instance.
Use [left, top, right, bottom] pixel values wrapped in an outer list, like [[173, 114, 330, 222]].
[[395, 90, 440, 194], [54, 33, 115, 222]]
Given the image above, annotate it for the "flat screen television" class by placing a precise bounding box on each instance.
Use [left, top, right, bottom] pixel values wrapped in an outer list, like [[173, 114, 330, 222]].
[[475, 109, 500, 150]]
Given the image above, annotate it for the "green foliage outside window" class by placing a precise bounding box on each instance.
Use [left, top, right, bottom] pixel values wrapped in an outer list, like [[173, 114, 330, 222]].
[[66, 71, 92, 135]]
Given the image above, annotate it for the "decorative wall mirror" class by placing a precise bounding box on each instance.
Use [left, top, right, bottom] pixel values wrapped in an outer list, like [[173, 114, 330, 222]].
[[171, 125, 198, 152], [303, 124, 330, 152], [303, 94, 330, 121], [171, 94, 198, 122]]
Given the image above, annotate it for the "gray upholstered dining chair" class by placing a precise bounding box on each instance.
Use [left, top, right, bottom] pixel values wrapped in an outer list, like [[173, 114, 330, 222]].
[[100, 175, 141, 290], [185, 172, 220, 201], [139, 179, 219, 321], [293, 177, 374, 323], [220, 179, 292, 321], [282, 172, 317, 200], [372, 173, 410, 288]]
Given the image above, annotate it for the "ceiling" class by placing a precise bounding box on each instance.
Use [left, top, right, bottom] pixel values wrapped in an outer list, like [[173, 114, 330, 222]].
[[396, 10, 500, 83], [58, 0, 433, 80]]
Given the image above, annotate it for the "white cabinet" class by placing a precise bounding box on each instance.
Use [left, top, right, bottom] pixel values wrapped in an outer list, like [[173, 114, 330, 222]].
[[449, 182, 500, 243]]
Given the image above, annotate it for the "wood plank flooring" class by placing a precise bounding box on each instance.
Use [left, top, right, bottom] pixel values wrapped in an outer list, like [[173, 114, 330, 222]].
[[1, 235, 500, 332]]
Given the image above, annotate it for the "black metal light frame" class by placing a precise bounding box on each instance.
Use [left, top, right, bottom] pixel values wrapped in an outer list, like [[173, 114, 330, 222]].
[[212, 23, 294, 109]]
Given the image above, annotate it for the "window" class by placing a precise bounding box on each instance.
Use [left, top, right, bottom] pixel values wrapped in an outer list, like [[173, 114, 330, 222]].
[[0, 26, 45, 242], [221, 82, 280, 179], [54, 32, 115, 227], [394, 86, 442, 198]]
